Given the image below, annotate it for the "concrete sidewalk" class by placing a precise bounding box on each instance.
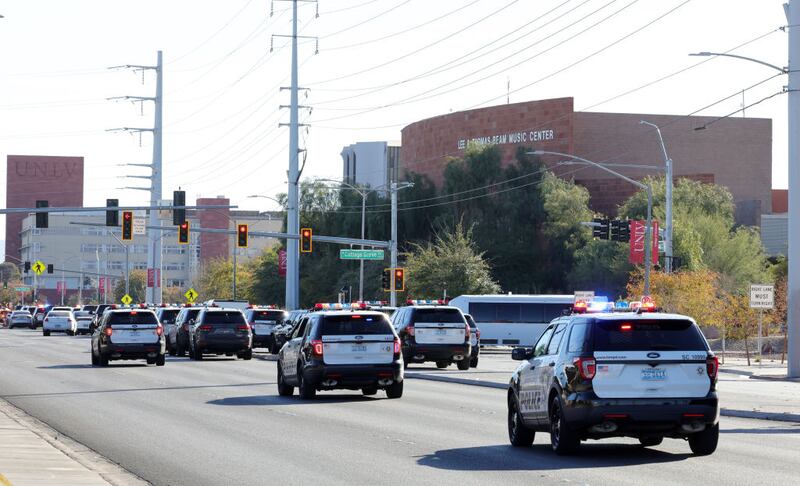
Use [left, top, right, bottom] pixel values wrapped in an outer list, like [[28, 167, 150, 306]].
[[405, 352, 800, 424], [0, 399, 147, 486]]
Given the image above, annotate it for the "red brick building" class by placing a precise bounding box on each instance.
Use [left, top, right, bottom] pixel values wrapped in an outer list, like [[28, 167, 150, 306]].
[[5, 155, 84, 261], [400, 98, 772, 224], [196, 197, 230, 264]]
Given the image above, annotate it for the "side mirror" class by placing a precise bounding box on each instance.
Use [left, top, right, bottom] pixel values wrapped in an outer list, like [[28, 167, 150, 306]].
[[511, 347, 533, 361]]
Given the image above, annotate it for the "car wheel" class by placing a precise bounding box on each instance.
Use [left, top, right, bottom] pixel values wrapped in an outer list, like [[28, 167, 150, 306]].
[[156, 354, 166, 366], [277, 363, 294, 397], [508, 395, 535, 447], [177, 339, 186, 357], [146, 357, 156, 365], [549, 395, 580, 455], [362, 386, 378, 396], [91, 349, 99, 366], [456, 359, 470, 371], [194, 346, 203, 360], [99, 354, 109, 367], [385, 380, 403, 399], [298, 365, 316, 399], [241, 349, 253, 360], [688, 423, 719, 456], [470, 356, 479, 368], [436, 360, 449, 369], [639, 437, 663, 447], [43, 330, 50, 336]]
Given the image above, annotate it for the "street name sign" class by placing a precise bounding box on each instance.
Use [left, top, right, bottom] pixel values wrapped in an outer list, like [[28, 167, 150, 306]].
[[339, 249, 385, 260], [133, 217, 146, 235], [749, 284, 774, 309], [15, 286, 30, 292]]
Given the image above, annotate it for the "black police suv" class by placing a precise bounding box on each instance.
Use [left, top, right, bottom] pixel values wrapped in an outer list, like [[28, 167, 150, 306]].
[[390, 305, 471, 370], [188, 308, 253, 360], [90, 308, 166, 366]]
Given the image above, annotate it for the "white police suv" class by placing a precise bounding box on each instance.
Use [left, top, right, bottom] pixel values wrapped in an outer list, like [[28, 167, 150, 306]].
[[507, 298, 719, 455]]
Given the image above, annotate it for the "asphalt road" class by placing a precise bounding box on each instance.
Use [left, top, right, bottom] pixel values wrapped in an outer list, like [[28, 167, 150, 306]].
[[1, 328, 798, 486]]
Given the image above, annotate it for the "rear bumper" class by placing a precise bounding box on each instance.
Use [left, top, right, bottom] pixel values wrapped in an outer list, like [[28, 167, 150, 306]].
[[563, 391, 720, 438], [403, 342, 471, 362], [195, 335, 251, 353], [304, 360, 403, 389], [100, 340, 165, 360], [252, 334, 275, 347]]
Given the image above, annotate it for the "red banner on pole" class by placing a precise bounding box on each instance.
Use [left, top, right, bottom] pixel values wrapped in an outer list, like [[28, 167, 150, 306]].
[[629, 220, 659, 265], [99, 277, 105, 292], [278, 250, 287, 277], [147, 268, 155, 287]]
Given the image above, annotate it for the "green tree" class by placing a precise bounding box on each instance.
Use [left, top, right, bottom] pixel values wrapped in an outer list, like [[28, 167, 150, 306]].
[[248, 246, 287, 306], [568, 240, 632, 298], [404, 222, 499, 299], [112, 270, 146, 303], [197, 258, 252, 302]]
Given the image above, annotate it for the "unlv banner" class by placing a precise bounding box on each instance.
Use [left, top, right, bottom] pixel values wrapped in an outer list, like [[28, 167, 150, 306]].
[[629, 220, 659, 265], [278, 250, 287, 277]]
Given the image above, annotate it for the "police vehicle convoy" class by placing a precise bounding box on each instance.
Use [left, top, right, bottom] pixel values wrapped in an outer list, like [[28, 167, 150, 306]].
[[507, 297, 720, 456], [277, 304, 404, 399]]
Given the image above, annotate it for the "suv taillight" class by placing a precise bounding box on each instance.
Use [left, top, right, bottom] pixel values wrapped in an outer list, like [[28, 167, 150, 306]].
[[104, 326, 113, 337], [476, 328, 481, 339], [574, 356, 596, 380], [404, 325, 415, 337], [238, 324, 250, 332], [155, 325, 163, 336], [393, 337, 401, 359], [198, 324, 212, 331], [464, 324, 470, 341], [706, 356, 719, 381], [311, 339, 323, 358]]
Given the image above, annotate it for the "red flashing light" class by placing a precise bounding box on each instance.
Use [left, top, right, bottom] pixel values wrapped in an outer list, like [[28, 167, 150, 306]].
[[314, 303, 324, 310], [573, 300, 588, 314], [351, 315, 362, 319]]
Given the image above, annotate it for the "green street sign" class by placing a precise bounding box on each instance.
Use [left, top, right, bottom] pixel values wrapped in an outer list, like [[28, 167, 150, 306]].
[[339, 249, 385, 261], [14, 286, 31, 292]]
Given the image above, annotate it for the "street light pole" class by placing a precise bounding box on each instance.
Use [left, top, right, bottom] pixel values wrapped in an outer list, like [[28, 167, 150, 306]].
[[532, 150, 654, 295], [640, 120, 673, 273]]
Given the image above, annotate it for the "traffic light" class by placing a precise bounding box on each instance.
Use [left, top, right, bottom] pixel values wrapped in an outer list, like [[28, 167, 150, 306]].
[[173, 190, 186, 226], [47, 264, 54, 274], [35, 200, 48, 229], [610, 220, 621, 241], [178, 221, 190, 244], [237, 224, 249, 248], [382, 269, 391, 292], [592, 218, 609, 240], [106, 199, 119, 227], [393, 268, 405, 292], [24, 261, 30, 273], [618, 219, 630, 242], [121, 211, 133, 241], [300, 228, 312, 253]]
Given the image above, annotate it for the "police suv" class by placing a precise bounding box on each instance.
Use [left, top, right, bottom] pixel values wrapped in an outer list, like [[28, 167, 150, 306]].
[[507, 298, 719, 455], [277, 307, 403, 399], [391, 300, 472, 370], [90, 308, 166, 366]]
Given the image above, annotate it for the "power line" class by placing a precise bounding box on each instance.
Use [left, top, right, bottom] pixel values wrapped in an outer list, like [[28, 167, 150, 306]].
[[320, 0, 412, 40]]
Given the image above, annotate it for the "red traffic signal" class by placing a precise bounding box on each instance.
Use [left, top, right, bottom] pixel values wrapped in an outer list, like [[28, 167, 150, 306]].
[[237, 224, 249, 248], [178, 221, 190, 244], [300, 228, 312, 253], [121, 211, 133, 241], [393, 268, 405, 292]]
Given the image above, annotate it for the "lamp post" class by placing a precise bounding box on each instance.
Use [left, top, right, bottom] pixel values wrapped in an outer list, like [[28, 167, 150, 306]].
[[690, 12, 799, 378], [640, 120, 674, 273], [531, 150, 654, 295]]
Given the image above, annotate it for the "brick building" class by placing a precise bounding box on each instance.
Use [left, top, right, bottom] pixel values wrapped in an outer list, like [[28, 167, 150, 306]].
[[400, 98, 772, 225]]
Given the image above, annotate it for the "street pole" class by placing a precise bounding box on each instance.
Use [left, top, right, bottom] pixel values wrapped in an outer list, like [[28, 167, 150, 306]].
[[78, 271, 83, 305], [60, 270, 65, 305], [359, 193, 366, 302], [125, 244, 130, 297], [788, 0, 800, 377], [390, 182, 398, 307], [285, 0, 300, 310], [233, 219, 238, 300], [640, 120, 673, 273], [145, 51, 163, 305], [96, 249, 100, 303]]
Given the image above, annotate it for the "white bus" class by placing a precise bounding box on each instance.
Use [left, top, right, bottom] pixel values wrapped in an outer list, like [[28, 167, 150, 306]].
[[449, 295, 574, 347]]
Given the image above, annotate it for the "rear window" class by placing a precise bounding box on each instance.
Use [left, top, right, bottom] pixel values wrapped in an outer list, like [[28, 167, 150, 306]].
[[108, 312, 158, 325], [412, 308, 464, 324], [202, 311, 246, 325], [320, 315, 394, 335], [49, 311, 70, 317], [592, 319, 707, 351], [159, 309, 180, 323], [464, 314, 477, 329], [251, 310, 285, 322]]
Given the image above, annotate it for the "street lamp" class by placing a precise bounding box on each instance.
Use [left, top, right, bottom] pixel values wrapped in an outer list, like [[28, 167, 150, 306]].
[[530, 150, 655, 295], [639, 120, 674, 273], [690, 18, 799, 378]]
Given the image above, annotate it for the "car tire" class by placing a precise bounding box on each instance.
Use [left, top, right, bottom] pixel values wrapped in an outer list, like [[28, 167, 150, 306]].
[[240, 349, 253, 360], [194, 347, 203, 360], [146, 357, 156, 365], [688, 423, 719, 456], [99, 354, 109, 367], [362, 387, 378, 396], [43, 330, 50, 336], [456, 359, 470, 371], [470, 356, 479, 368], [436, 361, 449, 369], [508, 395, 535, 447], [549, 395, 580, 455], [385, 380, 403, 399], [91, 350, 99, 366], [639, 437, 663, 447], [277, 363, 294, 397], [156, 354, 166, 366], [298, 366, 316, 399], [177, 339, 186, 357]]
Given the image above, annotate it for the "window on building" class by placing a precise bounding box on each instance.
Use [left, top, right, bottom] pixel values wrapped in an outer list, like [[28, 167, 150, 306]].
[[108, 261, 124, 270], [166, 279, 186, 288], [81, 227, 105, 236], [163, 262, 186, 271], [133, 262, 148, 270], [81, 243, 100, 253]]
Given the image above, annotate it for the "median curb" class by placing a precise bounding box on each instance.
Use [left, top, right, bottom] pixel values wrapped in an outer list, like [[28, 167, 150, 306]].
[[406, 372, 800, 424]]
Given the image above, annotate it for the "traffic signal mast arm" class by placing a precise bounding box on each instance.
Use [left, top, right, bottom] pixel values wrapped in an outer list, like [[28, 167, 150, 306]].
[[0, 204, 237, 214]]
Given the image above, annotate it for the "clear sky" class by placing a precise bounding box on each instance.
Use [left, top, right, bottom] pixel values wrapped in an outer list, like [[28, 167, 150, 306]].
[[0, 0, 790, 233]]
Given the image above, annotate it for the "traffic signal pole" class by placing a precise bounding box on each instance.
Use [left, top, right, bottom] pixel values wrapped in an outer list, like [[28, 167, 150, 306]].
[[285, 0, 301, 311], [147, 50, 164, 305], [788, 0, 800, 377], [390, 182, 398, 307]]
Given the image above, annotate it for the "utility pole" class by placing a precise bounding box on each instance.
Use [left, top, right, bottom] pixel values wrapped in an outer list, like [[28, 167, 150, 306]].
[[389, 181, 414, 307], [640, 120, 673, 273], [787, 0, 800, 377], [108, 50, 163, 305], [233, 219, 238, 300]]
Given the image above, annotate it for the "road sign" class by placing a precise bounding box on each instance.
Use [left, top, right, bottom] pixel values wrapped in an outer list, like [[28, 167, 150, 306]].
[[32, 260, 46, 275], [14, 286, 30, 292], [339, 249, 385, 260], [121, 294, 133, 305], [133, 216, 146, 235], [574, 291, 594, 303], [750, 284, 775, 309], [185, 287, 198, 303]]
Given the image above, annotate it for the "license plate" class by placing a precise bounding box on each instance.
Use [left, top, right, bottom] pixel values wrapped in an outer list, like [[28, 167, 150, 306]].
[[216, 328, 234, 334], [641, 368, 666, 381], [351, 344, 367, 352], [436, 329, 447, 335]]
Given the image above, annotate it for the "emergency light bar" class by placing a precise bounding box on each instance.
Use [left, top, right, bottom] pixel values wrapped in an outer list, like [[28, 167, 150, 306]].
[[313, 302, 369, 311], [406, 299, 448, 306]]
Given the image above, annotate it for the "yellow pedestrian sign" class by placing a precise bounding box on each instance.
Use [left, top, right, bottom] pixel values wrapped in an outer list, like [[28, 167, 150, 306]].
[[32, 260, 46, 275], [185, 288, 198, 303], [121, 294, 133, 305]]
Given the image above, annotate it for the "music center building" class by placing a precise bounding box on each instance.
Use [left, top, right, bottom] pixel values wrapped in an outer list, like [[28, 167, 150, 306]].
[[399, 97, 773, 225]]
